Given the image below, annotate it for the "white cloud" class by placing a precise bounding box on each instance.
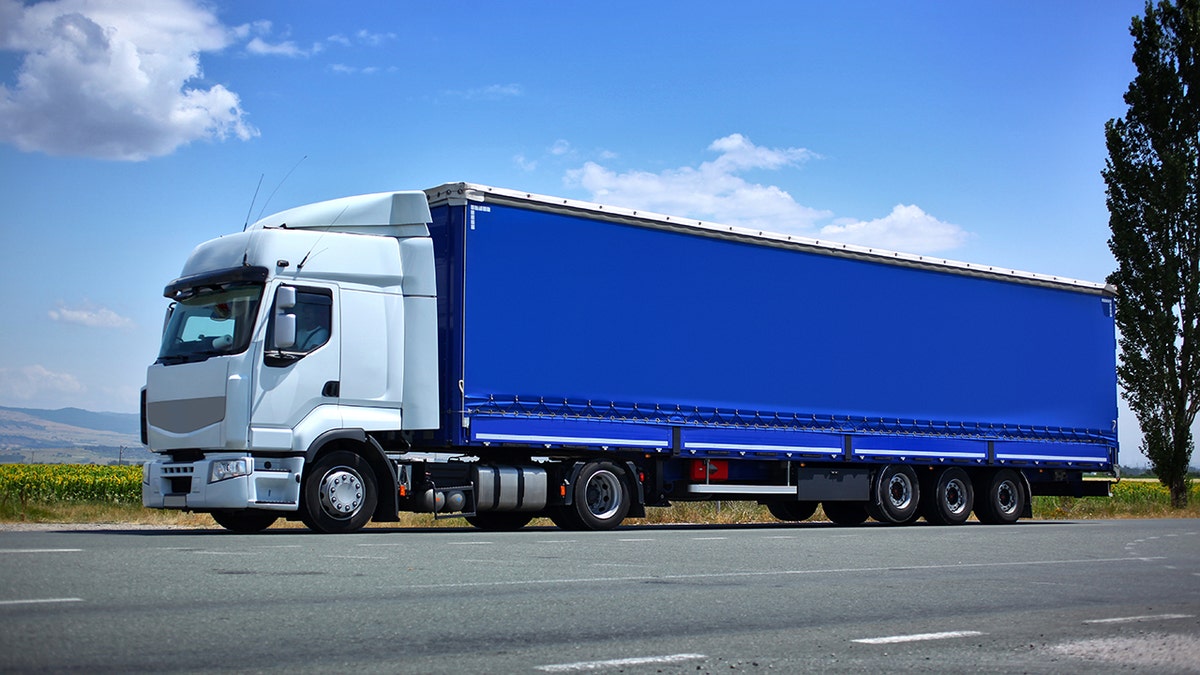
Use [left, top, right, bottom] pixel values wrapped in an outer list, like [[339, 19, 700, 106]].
[[0, 365, 84, 402], [48, 305, 134, 329], [245, 36, 305, 57], [566, 134, 970, 254], [0, 0, 257, 161], [442, 83, 523, 101], [329, 63, 386, 76], [354, 29, 396, 47], [819, 204, 971, 254], [566, 133, 829, 232], [550, 139, 572, 156]]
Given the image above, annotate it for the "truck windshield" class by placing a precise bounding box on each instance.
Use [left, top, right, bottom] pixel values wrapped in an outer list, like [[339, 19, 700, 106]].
[[156, 284, 264, 364]]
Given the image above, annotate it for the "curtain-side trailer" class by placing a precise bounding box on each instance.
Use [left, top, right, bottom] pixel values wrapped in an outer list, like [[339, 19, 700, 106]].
[[141, 182, 1118, 533]]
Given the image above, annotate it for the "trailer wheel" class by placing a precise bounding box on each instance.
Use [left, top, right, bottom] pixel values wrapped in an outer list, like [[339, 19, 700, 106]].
[[822, 501, 869, 526], [975, 469, 1024, 525], [568, 461, 630, 530], [873, 464, 920, 523], [302, 450, 377, 533], [465, 512, 535, 531], [210, 509, 278, 533], [767, 501, 819, 522], [922, 467, 974, 526]]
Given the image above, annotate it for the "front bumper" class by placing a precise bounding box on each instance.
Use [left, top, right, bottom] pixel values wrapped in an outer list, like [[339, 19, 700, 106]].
[[142, 454, 304, 511]]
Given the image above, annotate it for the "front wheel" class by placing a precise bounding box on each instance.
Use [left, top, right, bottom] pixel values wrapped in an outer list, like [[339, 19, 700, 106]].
[[302, 450, 377, 534], [211, 509, 278, 533], [566, 461, 631, 530]]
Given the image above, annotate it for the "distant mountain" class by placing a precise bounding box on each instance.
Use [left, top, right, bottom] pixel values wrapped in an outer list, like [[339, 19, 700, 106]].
[[1, 406, 139, 435], [0, 406, 145, 464]]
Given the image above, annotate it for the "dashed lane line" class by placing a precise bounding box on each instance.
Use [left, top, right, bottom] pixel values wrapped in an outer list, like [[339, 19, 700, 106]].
[[1084, 614, 1195, 625], [854, 630, 984, 645], [0, 598, 84, 607], [536, 653, 707, 672]]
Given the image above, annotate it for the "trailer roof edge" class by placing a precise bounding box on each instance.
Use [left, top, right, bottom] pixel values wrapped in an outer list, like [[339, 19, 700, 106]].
[[425, 182, 1111, 295]]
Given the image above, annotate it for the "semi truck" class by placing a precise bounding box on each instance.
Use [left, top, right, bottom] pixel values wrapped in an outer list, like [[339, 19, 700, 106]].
[[141, 182, 1118, 533]]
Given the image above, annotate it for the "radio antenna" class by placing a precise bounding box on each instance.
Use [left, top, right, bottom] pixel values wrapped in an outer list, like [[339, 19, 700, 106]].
[[243, 174, 264, 232], [257, 155, 308, 222]]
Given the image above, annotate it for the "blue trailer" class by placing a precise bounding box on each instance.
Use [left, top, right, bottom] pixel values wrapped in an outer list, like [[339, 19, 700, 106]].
[[142, 183, 1117, 532]]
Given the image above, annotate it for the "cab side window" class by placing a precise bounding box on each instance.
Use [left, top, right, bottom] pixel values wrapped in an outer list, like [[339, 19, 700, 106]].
[[292, 290, 332, 353]]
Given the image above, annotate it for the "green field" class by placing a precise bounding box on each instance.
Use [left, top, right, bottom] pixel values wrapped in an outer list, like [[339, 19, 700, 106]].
[[2, 464, 1197, 528]]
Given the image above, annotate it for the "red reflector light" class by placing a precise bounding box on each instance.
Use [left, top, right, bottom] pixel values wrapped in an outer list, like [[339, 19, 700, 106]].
[[690, 459, 728, 481]]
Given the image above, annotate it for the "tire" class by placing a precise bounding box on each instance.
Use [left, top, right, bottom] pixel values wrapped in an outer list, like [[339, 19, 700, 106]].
[[922, 467, 974, 525], [873, 464, 920, 524], [975, 469, 1024, 525], [210, 509, 278, 533], [465, 512, 535, 531], [822, 501, 869, 526], [766, 501, 819, 522], [302, 450, 377, 533], [567, 461, 630, 530]]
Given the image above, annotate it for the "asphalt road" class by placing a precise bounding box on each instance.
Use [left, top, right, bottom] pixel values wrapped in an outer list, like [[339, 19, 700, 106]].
[[1, 518, 1198, 674]]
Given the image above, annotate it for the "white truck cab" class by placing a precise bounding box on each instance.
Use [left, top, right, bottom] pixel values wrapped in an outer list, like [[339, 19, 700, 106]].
[[141, 191, 439, 532]]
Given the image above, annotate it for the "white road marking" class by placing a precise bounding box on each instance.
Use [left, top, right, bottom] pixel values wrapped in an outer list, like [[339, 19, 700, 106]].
[[0, 598, 83, 606], [0, 549, 82, 554], [854, 630, 983, 645], [1084, 613, 1195, 624], [536, 653, 706, 672], [691, 537, 727, 541]]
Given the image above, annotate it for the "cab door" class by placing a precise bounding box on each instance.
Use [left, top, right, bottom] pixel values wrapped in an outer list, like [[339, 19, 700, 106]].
[[249, 283, 341, 450]]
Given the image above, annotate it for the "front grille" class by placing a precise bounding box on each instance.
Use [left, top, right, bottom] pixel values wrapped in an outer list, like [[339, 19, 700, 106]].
[[162, 464, 195, 494], [168, 477, 192, 494]]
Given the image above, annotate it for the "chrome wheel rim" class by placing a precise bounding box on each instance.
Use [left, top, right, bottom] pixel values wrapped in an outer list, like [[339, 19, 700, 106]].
[[996, 479, 1019, 516], [944, 477, 969, 516], [319, 467, 365, 520], [885, 472, 914, 510]]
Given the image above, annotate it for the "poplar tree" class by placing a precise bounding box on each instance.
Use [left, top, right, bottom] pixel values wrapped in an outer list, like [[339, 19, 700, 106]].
[[1104, 0, 1200, 507]]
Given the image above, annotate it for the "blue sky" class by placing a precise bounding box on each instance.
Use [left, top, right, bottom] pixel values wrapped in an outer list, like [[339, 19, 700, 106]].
[[0, 0, 1173, 465]]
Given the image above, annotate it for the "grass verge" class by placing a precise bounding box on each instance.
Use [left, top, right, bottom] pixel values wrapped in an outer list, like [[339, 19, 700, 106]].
[[2, 465, 1197, 528]]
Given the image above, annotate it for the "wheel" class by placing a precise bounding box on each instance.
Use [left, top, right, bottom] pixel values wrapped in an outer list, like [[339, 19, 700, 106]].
[[975, 469, 1025, 525], [567, 461, 631, 530], [766, 501, 819, 522], [465, 512, 535, 531], [873, 464, 920, 523], [210, 509, 278, 533], [922, 467, 974, 525], [302, 450, 377, 533], [822, 501, 869, 526]]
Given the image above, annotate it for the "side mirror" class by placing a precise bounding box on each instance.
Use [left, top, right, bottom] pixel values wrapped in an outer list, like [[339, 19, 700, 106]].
[[273, 286, 297, 349], [276, 286, 296, 310], [274, 314, 296, 349]]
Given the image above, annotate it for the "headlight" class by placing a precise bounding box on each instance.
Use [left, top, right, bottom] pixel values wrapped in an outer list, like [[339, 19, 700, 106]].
[[210, 459, 251, 483]]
